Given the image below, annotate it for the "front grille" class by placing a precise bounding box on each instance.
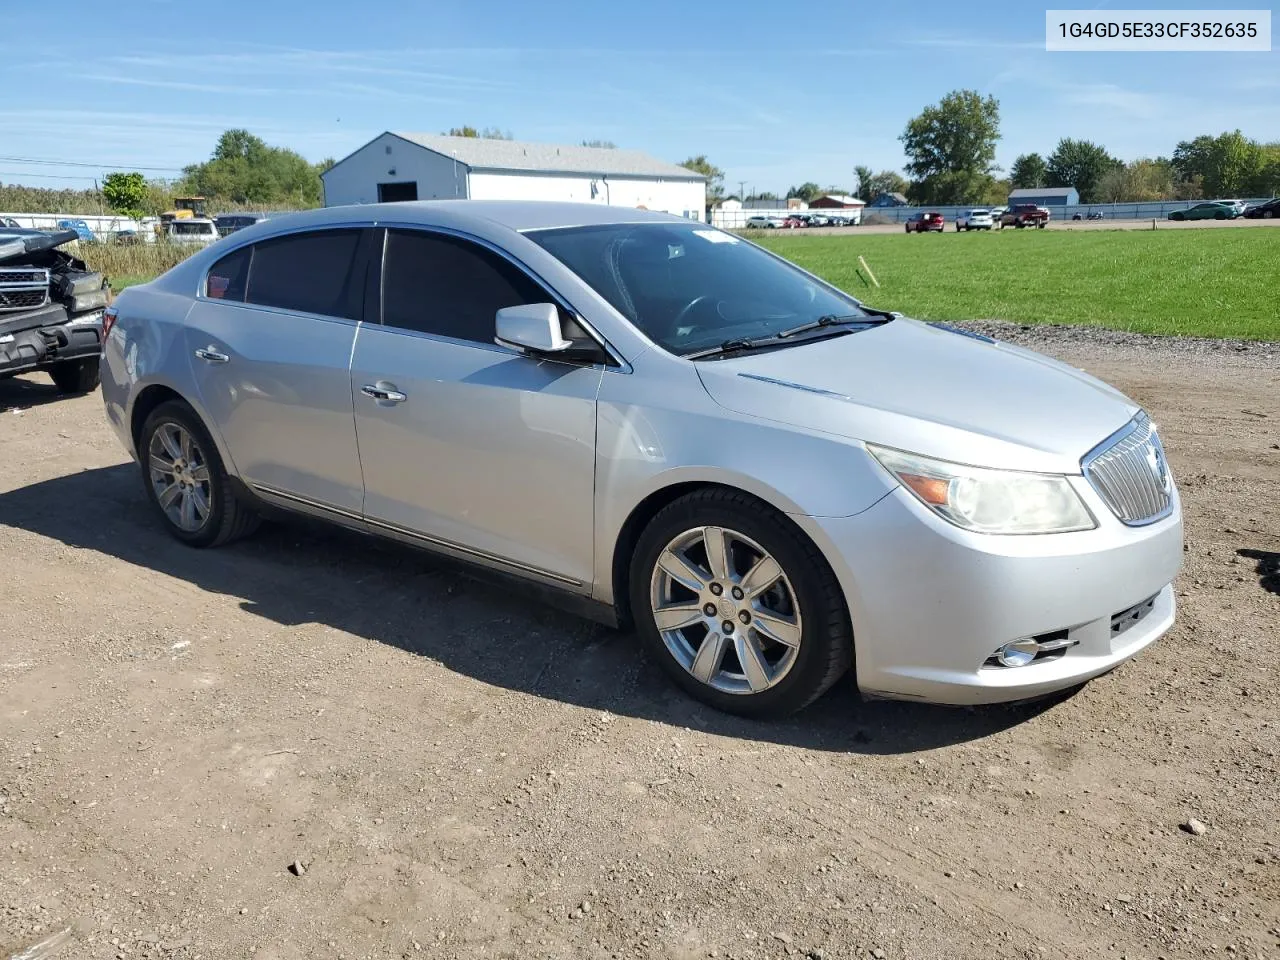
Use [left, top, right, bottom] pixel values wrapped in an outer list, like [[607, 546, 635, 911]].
[[0, 267, 50, 313], [1083, 413, 1173, 525]]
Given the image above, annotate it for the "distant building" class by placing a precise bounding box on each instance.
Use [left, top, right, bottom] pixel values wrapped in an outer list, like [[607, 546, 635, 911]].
[[1008, 186, 1079, 206], [808, 194, 866, 209], [321, 132, 706, 220], [869, 192, 909, 207]]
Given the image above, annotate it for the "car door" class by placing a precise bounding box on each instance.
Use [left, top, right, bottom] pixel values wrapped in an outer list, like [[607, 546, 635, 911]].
[[183, 227, 374, 516], [349, 227, 604, 588]]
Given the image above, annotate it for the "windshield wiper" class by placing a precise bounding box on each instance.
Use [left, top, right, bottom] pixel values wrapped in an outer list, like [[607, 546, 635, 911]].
[[684, 337, 770, 360], [777, 314, 875, 338]]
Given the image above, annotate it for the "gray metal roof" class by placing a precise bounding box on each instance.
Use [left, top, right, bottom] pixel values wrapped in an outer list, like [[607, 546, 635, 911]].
[[389, 133, 706, 181], [1008, 187, 1077, 198]]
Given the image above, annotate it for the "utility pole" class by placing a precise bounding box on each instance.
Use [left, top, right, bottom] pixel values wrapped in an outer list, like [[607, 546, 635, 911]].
[[738, 181, 746, 202]]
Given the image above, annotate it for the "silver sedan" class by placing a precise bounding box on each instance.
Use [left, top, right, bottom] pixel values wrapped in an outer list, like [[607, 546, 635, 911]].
[[101, 201, 1183, 717]]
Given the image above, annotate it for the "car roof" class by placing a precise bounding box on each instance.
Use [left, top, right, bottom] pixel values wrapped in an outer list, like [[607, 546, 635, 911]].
[[248, 200, 691, 235]]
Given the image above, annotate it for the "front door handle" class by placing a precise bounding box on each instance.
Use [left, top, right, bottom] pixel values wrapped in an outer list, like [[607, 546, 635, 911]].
[[194, 346, 230, 364], [360, 382, 407, 403]]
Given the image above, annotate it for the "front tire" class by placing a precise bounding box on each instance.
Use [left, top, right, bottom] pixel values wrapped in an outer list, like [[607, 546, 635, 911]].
[[48, 357, 100, 394], [630, 489, 853, 718], [139, 400, 260, 547]]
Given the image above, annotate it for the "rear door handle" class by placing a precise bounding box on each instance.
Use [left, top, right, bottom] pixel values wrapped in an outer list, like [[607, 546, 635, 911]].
[[360, 383, 407, 403], [195, 346, 229, 364]]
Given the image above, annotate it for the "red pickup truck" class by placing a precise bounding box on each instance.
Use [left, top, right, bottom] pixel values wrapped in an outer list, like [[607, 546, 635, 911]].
[[1000, 204, 1051, 229]]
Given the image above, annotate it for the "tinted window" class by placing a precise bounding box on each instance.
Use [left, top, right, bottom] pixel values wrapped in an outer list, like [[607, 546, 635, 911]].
[[245, 229, 363, 319], [381, 229, 546, 342], [206, 246, 251, 302]]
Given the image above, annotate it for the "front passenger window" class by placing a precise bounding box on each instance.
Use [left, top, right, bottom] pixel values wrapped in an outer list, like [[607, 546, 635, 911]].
[[382, 229, 548, 343]]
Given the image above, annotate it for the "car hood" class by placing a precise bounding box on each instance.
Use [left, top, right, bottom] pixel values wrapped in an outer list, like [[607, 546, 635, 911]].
[[695, 318, 1140, 474], [0, 228, 79, 262]]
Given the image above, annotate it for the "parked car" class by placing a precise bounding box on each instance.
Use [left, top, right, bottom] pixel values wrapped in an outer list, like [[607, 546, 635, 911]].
[[1072, 212, 1105, 221], [905, 212, 945, 233], [166, 218, 220, 246], [955, 209, 994, 231], [214, 212, 271, 237], [1242, 198, 1280, 219], [104, 203, 1182, 716], [781, 216, 806, 229], [56, 218, 96, 243], [1000, 205, 1050, 229], [102, 202, 1183, 717], [988, 206, 1008, 226], [0, 226, 109, 393], [745, 216, 786, 229], [1167, 202, 1239, 221]]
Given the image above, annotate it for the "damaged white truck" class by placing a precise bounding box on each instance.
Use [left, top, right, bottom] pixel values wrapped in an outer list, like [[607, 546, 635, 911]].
[[0, 227, 108, 394]]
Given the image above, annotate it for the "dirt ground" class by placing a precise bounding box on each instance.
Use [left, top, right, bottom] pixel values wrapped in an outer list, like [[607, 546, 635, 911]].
[[2, 333, 1278, 960]]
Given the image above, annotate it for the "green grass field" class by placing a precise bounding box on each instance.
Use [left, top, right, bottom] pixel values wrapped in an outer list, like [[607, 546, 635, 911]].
[[749, 227, 1279, 340]]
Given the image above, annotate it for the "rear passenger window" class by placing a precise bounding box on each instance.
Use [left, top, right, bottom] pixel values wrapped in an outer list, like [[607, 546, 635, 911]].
[[381, 229, 547, 342], [245, 229, 363, 319], [206, 246, 250, 302]]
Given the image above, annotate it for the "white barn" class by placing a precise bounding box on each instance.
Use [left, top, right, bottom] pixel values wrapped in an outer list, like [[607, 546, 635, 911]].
[[321, 132, 707, 220]]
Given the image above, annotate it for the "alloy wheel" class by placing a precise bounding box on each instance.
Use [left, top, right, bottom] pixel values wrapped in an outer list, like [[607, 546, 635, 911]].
[[148, 422, 212, 532], [649, 526, 803, 695]]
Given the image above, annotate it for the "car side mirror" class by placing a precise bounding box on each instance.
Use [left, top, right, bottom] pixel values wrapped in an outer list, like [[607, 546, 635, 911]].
[[495, 303, 572, 354]]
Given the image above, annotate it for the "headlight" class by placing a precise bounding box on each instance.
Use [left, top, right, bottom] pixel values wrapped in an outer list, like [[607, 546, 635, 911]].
[[867, 444, 1096, 535]]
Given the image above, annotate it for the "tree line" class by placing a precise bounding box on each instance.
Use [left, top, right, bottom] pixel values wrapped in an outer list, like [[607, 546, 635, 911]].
[[681, 90, 1278, 208]]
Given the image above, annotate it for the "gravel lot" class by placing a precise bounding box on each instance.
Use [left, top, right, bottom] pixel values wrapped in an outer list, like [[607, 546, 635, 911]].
[[2, 325, 1278, 960]]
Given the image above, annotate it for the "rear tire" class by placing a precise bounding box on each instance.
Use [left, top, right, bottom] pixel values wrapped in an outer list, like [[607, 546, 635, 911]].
[[629, 488, 853, 718], [139, 400, 260, 548], [48, 357, 100, 394]]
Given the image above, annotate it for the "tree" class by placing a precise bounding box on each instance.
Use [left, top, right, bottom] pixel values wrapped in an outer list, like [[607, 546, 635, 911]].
[[102, 172, 148, 220], [1173, 130, 1269, 197], [181, 129, 325, 206], [678, 155, 725, 204], [852, 165, 874, 201], [1046, 138, 1123, 203], [580, 139, 617, 149], [1009, 153, 1047, 189], [899, 89, 1001, 204], [787, 182, 822, 202], [981, 178, 1011, 205], [444, 126, 513, 139], [857, 169, 908, 202], [748, 191, 779, 201]]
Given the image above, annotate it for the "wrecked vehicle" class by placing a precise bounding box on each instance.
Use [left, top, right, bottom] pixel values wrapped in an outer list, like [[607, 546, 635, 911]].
[[0, 228, 108, 394]]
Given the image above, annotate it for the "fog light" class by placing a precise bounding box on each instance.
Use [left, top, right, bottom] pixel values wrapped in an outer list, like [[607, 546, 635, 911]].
[[996, 638, 1040, 667]]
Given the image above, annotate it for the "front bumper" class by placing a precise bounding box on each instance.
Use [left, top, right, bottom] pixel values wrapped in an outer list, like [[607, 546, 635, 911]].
[[0, 305, 102, 377], [801, 479, 1183, 705]]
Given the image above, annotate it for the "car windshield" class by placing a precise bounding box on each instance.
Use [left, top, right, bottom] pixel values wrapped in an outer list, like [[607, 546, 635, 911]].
[[525, 222, 868, 356]]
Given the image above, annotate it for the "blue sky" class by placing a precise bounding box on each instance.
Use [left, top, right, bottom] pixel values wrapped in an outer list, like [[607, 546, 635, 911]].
[[1, 0, 1275, 195]]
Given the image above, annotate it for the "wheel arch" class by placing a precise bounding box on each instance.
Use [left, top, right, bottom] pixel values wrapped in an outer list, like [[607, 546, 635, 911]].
[[608, 477, 826, 632], [128, 381, 239, 477]]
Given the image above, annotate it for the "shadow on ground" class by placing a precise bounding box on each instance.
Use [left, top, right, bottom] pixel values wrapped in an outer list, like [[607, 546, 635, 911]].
[[0, 464, 1079, 754], [0, 373, 72, 412], [1237, 548, 1280, 595]]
